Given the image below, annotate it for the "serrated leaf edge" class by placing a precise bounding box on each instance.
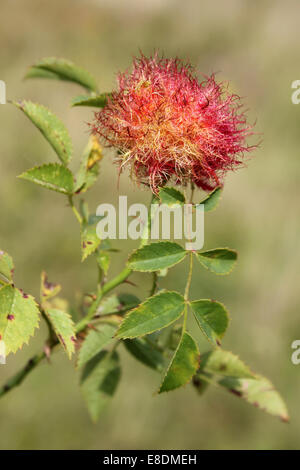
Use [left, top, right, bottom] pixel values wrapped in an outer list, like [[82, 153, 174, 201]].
[[199, 186, 223, 213], [14, 100, 73, 165], [195, 247, 238, 276], [0, 287, 41, 355], [116, 290, 185, 339], [190, 298, 230, 347], [18, 163, 74, 195], [26, 57, 98, 92], [158, 331, 200, 394], [127, 241, 187, 273]]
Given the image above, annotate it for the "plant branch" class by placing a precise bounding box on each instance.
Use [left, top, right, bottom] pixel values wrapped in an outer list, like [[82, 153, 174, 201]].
[[0, 352, 45, 398], [0, 193, 158, 399], [68, 195, 82, 224]]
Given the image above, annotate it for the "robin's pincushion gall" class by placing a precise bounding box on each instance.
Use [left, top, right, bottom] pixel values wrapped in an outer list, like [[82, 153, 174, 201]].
[[91, 53, 254, 192]]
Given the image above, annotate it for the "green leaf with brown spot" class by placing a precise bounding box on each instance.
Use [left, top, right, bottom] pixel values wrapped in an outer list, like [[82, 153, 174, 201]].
[[25, 57, 98, 92], [191, 299, 229, 346], [159, 332, 199, 393], [200, 349, 255, 378], [45, 308, 76, 359], [0, 285, 40, 355], [0, 251, 14, 283], [116, 291, 185, 339], [199, 349, 288, 421], [40, 271, 61, 302], [81, 218, 101, 262], [218, 375, 289, 422], [19, 163, 74, 195], [196, 248, 237, 275], [14, 100, 73, 165]]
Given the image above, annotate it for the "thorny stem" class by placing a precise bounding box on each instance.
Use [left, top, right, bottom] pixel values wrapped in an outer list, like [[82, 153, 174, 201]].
[[0, 194, 158, 399]]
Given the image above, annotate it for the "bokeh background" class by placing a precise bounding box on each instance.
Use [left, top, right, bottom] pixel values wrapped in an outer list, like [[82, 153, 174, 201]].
[[0, 0, 300, 450]]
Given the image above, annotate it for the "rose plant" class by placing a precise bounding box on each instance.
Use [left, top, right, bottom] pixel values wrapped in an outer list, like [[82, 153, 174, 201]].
[[0, 54, 288, 422]]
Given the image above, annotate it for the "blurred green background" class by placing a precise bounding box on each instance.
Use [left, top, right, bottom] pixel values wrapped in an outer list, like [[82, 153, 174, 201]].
[[0, 0, 300, 450]]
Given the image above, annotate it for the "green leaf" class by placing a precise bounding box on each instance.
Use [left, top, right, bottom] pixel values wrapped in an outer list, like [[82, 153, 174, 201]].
[[14, 100, 73, 165], [0, 285, 40, 355], [199, 186, 222, 212], [218, 375, 289, 422], [196, 248, 237, 275], [124, 338, 165, 372], [158, 187, 185, 206], [75, 137, 103, 194], [191, 299, 229, 347], [45, 308, 76, 359], [25, 57, 98, 92], [159, 332, 199, 393], [128, 242, 186, 272], [0, 250, 14, 283], [77, 324, 117, 369], [81, 219, 101, 262], [80, 351, 121, 422], [25, 68, 61, 81], [199, 349, 288, 420], [19, 163, 74, 195], [40, 271, 61, 302], [200, 349, 255, 379], [71, 93, 109, 108], [116, 291, 185, 339]]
